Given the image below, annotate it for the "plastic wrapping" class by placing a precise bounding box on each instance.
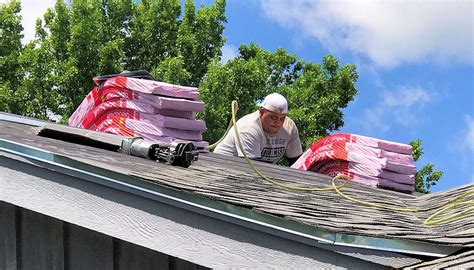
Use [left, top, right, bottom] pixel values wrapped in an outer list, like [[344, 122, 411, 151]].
[[95, 116, 203, 141], [69, 88, 202, 127], [68, 75, 208, 149], [292, 133, 416, 193], [101, 76, 199, 100]]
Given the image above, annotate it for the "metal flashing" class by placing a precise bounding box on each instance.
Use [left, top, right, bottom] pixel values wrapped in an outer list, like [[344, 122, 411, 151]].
[[0, 112, 48, 127]]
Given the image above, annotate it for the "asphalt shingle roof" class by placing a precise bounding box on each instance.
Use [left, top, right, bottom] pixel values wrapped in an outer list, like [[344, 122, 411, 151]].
[[1, 119, 472, 249]]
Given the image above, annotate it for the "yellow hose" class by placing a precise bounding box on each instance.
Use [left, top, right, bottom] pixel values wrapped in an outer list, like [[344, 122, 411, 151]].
[[225, 100, 473, 226]]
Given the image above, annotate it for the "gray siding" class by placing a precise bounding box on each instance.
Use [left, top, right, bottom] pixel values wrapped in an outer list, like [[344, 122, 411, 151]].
[[0, 202, 207, 270], [0, 203, 17, 270], [17, 208, 64, 270], [0, 154, 390, 269]]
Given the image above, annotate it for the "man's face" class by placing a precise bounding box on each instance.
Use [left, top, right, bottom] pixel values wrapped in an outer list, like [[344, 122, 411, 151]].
[[259, 108, 286, 134]]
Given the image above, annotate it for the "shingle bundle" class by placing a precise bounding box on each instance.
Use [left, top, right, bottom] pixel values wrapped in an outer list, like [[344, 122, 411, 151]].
[[291, 134, 416, 193], [68, 75, 208, 150]]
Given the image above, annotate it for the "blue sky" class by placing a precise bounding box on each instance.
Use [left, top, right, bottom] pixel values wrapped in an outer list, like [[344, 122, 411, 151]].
[[11, 0, 473, 191], [202, 0, 474, 192]]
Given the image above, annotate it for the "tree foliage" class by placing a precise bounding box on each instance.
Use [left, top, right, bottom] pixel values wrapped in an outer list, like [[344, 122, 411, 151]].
[[0, 0, 23, 112], [410, 139, 443, 193], [1, 0, 226, 120]]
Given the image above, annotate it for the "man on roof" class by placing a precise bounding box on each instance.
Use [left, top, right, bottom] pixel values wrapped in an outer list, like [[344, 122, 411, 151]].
[[214, 93, 303, 165]]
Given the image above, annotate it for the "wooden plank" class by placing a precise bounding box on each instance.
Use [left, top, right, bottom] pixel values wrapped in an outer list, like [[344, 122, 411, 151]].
[[18, 207, 64, 270], [114, 239, 169, 270], [0, 202, 17, 270], [65, 223, 113, 270]]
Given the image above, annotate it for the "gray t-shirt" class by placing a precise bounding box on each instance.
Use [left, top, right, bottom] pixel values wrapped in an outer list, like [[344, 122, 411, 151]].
[[214, 111, 303, 163]]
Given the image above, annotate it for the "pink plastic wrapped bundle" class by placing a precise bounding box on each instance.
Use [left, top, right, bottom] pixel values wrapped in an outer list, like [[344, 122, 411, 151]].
[[88, 108, 205, 132], [78, 98, 201, 130], [99, 76, 199, 100], [380, 149, 413, 164], [291, 139, 416, 175], [69, 88, 202, 127], [291, 133, 416, 193], [68, 87, 99, 127], [312, 160, 414, 185], [154, 109, 195, 120], [94, 115, 203, 141], [307, 134, 411, 158], [377, 179, 414, 193], [79, 98, 156, 128], [90, 86, 205, 111], [68, 74, 209, 151], [347, 142, 413, 164], [311, 160, 415, 193]]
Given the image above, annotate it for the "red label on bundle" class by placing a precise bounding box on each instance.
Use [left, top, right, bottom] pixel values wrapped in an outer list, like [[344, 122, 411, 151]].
[[304, 139, 351, 171], [88, 108, 140, 130], [81, 98, 126, 129], [99, 86, 136, 101], [97, 117, 136, 137], [312, 160, 353, 179]]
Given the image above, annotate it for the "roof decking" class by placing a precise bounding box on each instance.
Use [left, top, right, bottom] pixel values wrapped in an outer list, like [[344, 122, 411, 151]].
[[0, 119, 472, 256]]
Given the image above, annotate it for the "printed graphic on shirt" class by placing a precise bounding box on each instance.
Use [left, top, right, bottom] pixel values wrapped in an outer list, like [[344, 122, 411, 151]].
[[266, 137, 286, 145], [261, 146, 286, 159]]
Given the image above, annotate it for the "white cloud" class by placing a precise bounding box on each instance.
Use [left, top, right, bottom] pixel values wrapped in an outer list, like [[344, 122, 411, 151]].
[[221, 44, 239, 63], [1, 0, 56, 43], [464, 115, 474, 151], [360, 86, 432, 133], [261, 0, 474, 68]]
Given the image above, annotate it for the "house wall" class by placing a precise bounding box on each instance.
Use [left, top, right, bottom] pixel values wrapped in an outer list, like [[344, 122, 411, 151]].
[[0, 153, 388, 269], [0, 202, 206, 270]]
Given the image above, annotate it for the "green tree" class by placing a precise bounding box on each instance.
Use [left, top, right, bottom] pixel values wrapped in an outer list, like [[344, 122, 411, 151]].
[[410, 139, 443, 193], [177, 0, 226, 86], [151, 56, 191, 85], [97, 0, 133, 74], [2, 0, 227, 119], [16, 35, 60, 120], [124, 0, 181, 71], [199, 43, 359, 147], [43, 0, 72, 118], [66, 1, 103, 112], [150, 0, 227, 87], [0, 0, 23, 113]]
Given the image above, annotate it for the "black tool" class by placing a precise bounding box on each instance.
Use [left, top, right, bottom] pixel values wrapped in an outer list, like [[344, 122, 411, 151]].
[[37, 123, 199, 168], [121, 137, 199, 168], [93, 70, 155, 84]]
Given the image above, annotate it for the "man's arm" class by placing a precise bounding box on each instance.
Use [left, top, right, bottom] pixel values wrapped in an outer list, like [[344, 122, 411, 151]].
[[285, 124, 303, 165], [287, 155, 302, 166]]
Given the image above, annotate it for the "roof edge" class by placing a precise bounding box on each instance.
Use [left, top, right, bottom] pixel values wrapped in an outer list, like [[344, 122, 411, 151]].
[[0, 138, 463, 258]]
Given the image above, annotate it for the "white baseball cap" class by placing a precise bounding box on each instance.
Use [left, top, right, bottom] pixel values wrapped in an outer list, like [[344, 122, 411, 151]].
[[259, 93, 288, 114]]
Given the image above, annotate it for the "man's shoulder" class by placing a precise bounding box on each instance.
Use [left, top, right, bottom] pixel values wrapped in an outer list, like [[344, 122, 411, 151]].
[[283, 116, 298, 131], [238, 111, 261, 127]]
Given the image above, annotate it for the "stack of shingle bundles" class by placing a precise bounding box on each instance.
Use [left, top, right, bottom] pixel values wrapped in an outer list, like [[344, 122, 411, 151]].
[[291, 133, 416, 193], [68, 76, 208, 151]]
